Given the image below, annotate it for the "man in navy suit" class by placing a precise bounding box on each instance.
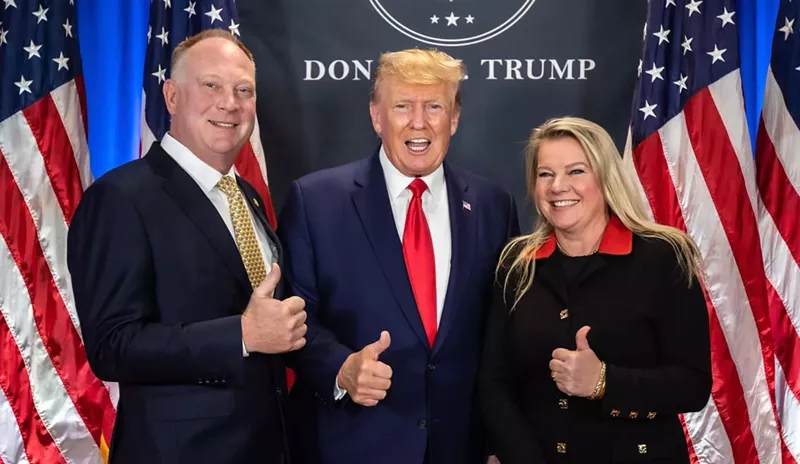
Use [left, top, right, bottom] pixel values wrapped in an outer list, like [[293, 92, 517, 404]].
[[278, 49, 520, 464], [67, 30, 306, 463]]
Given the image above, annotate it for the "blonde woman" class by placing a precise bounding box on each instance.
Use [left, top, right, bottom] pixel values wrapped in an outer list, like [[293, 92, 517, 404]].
[[479, 117, 711, 463]]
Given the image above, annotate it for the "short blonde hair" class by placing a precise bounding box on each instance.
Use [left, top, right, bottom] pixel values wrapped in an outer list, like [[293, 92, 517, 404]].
[[171, 29, 255, 80], [371, 48, 466, 108]]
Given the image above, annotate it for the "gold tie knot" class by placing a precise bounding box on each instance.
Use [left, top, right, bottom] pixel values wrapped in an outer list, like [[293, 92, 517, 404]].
[[216, 175, 238, 198]]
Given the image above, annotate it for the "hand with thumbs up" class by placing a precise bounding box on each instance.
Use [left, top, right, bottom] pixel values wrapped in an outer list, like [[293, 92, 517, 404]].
[[241, 263, 307, 354], [336, 331, 393, 407], [549, 326, 603, 398]]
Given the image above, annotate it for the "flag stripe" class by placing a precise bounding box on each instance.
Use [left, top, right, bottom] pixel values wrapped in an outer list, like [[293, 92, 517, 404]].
[[0, 119, 112, 449], [234, 141, 277, 228], [761, 68, 800, 198], [0, 385, 26, 464], [51, 80, 93, 193], [75, 75, 89, 138], [775, 360, 800, 462]]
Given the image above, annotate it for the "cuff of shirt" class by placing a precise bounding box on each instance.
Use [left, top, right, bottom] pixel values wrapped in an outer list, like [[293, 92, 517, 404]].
[[242, 340, 249, 357], [334, 379, 347, 400]]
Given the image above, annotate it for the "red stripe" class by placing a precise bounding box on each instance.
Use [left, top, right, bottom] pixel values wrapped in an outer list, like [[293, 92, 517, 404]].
[[22, 95, 84, 225], [75, 75, 88, 137], [0, 306, 66, 464], [633, 133, 761, 463], [679, 416, 700, 464], [235, 141, 277, 229], [0, 150, 114, 449], [684, 89, 794, 463], [767, 281, 800, 400]]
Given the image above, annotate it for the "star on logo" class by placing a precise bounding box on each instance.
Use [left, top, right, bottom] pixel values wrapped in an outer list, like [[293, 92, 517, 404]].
[[228, 19, 240, 36], [23, 40, 42, 59], [152, 64, 167, 84], [15, 75, 32, 94], [206, 5, 223, 24], [645, 62, 665, 82], [639, 100, 657, 120], [717, 8, 735, 27], [685, 0, 702, 17], [185, 1, 196, 18], [779, 17, 794, 41], [32, 4, 48, 23], [430, 15, 439, 24], [3, 0, 17, 9], [653, 24, 670, 44], [156, 27, 169, 46], [53, 51, 70, 71], [707, 44, 726, 63], [673, 74, 688, 93], [63, 18, 73, 37], [445, 12, 459, 26], [465, 15, 475, 24], [681, 35, 693, 55]]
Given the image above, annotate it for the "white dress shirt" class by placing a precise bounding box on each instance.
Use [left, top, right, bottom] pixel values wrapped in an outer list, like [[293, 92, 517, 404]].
[[161, 133, 274, 357], [335, 147, 452, 399]]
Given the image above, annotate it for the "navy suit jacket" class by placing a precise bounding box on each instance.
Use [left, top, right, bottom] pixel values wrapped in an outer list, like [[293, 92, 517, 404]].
[[67, 144, 290, 464], [278, 151, 520, 464]]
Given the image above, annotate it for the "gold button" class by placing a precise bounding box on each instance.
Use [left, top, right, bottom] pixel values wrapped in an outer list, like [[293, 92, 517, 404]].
[[647, 412, 657, 419], [611, 409, 620, 417], [638, 444, 648, 454], [629, 411, 639, 419], [559, 398, 568, 409], [560, 309, 569, 320], [557, 442, 567, 454]]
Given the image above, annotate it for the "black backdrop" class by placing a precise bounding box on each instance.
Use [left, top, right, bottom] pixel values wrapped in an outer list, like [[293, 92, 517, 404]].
[[237, 0, 648, 231]]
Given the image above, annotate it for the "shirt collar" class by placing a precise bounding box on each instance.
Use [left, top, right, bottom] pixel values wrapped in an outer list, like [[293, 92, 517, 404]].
[[378, 145, 446, 201], [535, 215, 634, 259], [161, 132, 236, 194]]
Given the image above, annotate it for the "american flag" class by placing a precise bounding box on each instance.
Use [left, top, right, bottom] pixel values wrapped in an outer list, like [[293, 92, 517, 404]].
[[141, 0, 277, 228], [623, 0, 800, 462], [0, 1, 117, 463]]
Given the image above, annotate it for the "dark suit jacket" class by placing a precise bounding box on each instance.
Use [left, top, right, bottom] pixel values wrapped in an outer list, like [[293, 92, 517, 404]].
[[276, 151, 520, 464], [479, 216, 712, 463], [67, 143, 290, 464]]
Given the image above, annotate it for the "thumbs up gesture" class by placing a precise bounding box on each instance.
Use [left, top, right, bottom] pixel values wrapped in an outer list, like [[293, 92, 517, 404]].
[[337, 331, 393, 406], [549, 326, 603, 398], [241, 264, 307, 354]]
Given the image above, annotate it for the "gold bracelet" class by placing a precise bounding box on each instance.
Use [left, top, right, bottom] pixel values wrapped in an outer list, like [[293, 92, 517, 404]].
[[588, 361, 606, 400]]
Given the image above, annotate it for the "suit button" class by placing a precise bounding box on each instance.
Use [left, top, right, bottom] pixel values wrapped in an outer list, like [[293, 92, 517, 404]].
[[418, 419, 427, 429], [638, 444, 648, 454], [558, 398, 568, 410], [557, 442, 567, 454], [559, 309, 569, 320], [276, 387, 283, 396], [629, 411, 639, 419], [428, 364, 436, 371]]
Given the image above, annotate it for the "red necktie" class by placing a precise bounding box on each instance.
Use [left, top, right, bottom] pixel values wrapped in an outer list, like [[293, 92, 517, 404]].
[[403, 178, 437, 347]]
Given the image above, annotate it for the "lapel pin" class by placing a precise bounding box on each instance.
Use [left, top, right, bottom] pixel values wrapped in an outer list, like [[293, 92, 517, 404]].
[[462, 200, 471, 211], [253, 198, 260, 207]]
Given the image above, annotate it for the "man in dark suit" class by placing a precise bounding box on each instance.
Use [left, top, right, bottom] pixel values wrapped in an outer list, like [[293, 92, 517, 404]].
[[278, 49, 520, 464], [67, 30, 306, 464]]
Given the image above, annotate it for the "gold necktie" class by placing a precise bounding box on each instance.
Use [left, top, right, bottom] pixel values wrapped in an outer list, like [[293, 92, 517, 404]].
[[216, 176, 267, 289]]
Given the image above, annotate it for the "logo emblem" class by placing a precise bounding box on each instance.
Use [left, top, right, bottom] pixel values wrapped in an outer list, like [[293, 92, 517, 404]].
[[370, 0, 536, 47]]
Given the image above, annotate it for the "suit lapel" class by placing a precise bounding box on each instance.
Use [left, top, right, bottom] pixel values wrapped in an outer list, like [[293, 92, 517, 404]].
[[351, 154, 430, 350], [432, 165, 476, 355], [238, 179, 284, 298], [146, 145, 251, 293]]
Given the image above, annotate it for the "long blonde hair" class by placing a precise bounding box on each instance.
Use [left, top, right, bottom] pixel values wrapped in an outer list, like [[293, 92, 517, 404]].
[[498, 117, 703, 310]]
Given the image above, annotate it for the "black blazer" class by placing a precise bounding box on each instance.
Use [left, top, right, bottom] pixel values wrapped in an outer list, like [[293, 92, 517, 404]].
[[67, 144, 290, 464], [479, 217, 711, 464]]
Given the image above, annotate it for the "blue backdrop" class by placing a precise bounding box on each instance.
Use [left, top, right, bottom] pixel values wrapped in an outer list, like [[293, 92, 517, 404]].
[[76, 0, 780, 182]]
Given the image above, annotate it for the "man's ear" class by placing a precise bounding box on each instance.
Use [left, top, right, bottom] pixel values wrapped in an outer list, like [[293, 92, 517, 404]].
[[369, 101, 382, 136], [163, 79, 178, 115]]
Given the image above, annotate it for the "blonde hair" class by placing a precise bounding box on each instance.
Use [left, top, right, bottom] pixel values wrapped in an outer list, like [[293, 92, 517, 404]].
[[370, 48, 466, 108], [171, 29, 256, 81], [499, 117, 703, 310]]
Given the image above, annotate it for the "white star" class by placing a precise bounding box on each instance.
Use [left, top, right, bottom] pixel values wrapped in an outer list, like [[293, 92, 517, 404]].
[[0, 25, 7, 47], [147, 25, 152, 43], [430, 15, 439, 24], [23, 40, 42, 59], [665, 0, 676, 6], [639, 100, 657, 120], [184, 1, 196, 18], [637, 59, 642, 76], [707, 44, 726, 63], [653, 24, 670, 44], [673, 74, 688, 93], [228, 19, 240, 36], [645, 62, 665, 82], [156, 27, 169, 46], [152, 64, 167, 84], [32, 4, 48, 23], [163, 0, 171, 8], [69, 0, 73, 4], [796, 65, 800, 71], [205, 5, 223, 24], [445, 12, 459, 26], [53, 51, 70, 71], [686, 0, 702, 17], [779, 17, 794, 41], [465, 15, 475, 24], [681, 35, 693, 55], [63, 18, 73, 38], [717, 8, 735, 27], [3, 0, 16, 10], [15, 75, 32, 94]]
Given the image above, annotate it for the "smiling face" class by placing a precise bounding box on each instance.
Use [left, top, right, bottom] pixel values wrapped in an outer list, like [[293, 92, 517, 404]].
[[369, 77, 460, 177], [535, 137, 607, 235], [163, 37, 256, 172]]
